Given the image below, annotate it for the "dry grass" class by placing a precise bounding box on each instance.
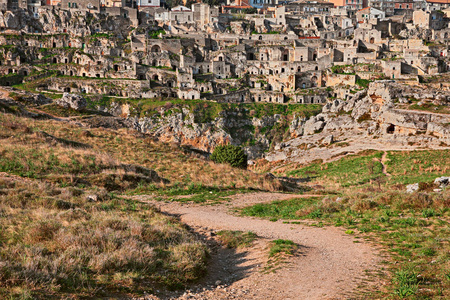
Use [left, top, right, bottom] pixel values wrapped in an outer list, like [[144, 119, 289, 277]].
[[0, 178, 208, 298], [0, 111, 285, 298], [0, 113, 282, 194]]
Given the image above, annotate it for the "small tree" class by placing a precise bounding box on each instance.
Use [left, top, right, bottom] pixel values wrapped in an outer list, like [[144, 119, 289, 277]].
[[210, 145, 247, 169]]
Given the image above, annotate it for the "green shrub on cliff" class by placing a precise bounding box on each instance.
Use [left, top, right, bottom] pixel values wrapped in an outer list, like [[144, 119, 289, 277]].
[[211, 145, 247, 169]]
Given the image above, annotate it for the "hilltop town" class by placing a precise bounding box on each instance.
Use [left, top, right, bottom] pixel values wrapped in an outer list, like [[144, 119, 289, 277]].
[[1, 0, 450, 299], [1, 0, 450, 103]]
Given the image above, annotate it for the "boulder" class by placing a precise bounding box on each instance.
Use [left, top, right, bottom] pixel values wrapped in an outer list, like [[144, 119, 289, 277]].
[[56, 93, 87, 111], [274, 142, 286, 151], [406, 183, 419, 193], [399, 98, 409, 104], [303, 114, 326, 135], [434, 176, 450, 188]]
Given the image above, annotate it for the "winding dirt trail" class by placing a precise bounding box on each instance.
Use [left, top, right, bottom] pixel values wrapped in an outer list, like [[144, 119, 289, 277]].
[[381, 151, 391, 177], [139, 193, 383, 300]]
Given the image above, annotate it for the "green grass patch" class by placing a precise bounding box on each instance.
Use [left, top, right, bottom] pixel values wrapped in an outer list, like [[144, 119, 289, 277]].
[[241, 197, 320, 220], [385, 150, 450, 184], [286, 150, 384, 187], [268, 239, 297, 258]]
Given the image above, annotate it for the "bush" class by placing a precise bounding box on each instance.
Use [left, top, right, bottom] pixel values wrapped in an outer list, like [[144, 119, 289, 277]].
[[210, 145, 247, 169]]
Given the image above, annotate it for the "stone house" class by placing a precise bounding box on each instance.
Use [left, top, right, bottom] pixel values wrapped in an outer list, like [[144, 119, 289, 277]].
[[284, 0, 334, 14], [136, 0, 159, 8], [413, 10, 445, 30], [382, 60, 402, 79], [60, 0, 101, 11], [356, 7, 386, 22], [178, 88, 200, 100], [170, 5, 194, 24], [328, 0, 363, 10], [425, 0, 450, 11], [192, 3, 211, 27]]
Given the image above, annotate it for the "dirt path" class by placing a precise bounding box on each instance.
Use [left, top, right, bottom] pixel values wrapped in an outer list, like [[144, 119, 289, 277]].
[[394, 108, 450, 118], [139, 193, 382, 300], [380, 151, 391, 177]]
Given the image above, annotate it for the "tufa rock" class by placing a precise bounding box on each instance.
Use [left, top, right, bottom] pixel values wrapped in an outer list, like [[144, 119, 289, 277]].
[[56, 93, 87, 111]]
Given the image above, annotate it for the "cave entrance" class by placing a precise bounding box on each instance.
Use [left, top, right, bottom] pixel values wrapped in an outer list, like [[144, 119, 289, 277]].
[[386, 124, 395, 134]]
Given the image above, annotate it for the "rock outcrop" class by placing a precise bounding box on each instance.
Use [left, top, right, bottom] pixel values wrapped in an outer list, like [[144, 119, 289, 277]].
[[56, 93, 87, 111], [264, 81, 450, 164]]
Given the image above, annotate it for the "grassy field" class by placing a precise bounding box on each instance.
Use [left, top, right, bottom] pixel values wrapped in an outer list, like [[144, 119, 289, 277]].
[[285, 150, 384, 188], [246, 149, 450, 299], [279, 149, 450, 189], [385, 150, 450, 185], [3, 91, 450, 299]]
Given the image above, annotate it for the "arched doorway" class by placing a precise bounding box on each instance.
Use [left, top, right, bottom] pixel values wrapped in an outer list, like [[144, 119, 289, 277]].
[[151, 45, 161, 53]]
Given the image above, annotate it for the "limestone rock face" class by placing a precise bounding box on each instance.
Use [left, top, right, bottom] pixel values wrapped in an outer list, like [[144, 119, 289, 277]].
[[265, 80, 450, 164], [294, 81, 450, 140], [289, 115, 307, 137], [56, 93, 87, 111], [121, 106, 284, 159], [322, 135, 334, 145], [4, 12, 21, 29], [322, 99, 345, 114]]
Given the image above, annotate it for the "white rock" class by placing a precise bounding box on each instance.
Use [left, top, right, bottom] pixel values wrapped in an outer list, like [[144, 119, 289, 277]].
[[406, 183, 419, 193], [434, 176, 450, 187], [56, 93, 87, 111]]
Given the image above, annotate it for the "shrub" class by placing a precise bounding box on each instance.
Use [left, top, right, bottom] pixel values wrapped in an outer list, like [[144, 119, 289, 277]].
[[210, 145, 247, 169]]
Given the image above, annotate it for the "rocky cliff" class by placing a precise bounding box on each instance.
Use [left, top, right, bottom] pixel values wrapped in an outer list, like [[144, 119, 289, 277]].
[[91, 81, 450, 163], [95, 99, 322, 160], [264, 81, 450, 164]]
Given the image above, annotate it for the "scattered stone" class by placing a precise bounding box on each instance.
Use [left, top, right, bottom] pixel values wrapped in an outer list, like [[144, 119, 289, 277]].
[[434, 176, 450, 187], [56, 93, 87, 111], [86, 188, 109, 202], [86, 194, 98, 202], [406, 183, 419, 193]]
